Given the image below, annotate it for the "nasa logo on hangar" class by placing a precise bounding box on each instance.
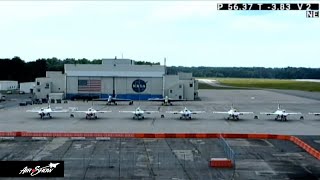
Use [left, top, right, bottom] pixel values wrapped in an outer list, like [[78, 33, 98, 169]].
[[132, 79, 147, 93]]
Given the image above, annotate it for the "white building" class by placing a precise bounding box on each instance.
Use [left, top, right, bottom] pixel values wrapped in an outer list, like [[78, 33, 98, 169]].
[[19, 82, 35, 93], [34, 72, 66, 101], [65, 59, 198, 100], [33, 58, 199, 101], [0, 81, 18, 91]]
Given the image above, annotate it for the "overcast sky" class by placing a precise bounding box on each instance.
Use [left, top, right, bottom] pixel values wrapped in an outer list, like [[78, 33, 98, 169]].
[[0, 1, 319, 67]]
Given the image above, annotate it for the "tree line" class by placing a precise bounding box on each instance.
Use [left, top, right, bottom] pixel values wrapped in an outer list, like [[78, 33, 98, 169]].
[[167, 66, 320, 79], [0, 57, 319, 82]]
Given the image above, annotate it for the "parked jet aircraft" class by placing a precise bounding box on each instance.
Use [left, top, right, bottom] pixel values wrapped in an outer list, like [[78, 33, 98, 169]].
[[119, 107, 159, 120], [148, 96, 185, 106], [26, 103, 69, 119], [166, 107, 205, 120], [213, 105, 254, 120], [94, 95, 133, 105], [71, 107, 112, 119], [260, 104, 302, 121]]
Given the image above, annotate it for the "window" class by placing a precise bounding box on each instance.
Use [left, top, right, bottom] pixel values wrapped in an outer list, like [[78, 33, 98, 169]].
[[37, 82, 40, 85], [179, 85, 182, 88], [179, 95, 182, 99], [37, 89, 41, 92], [189, 83, 193, 87], [170, 90, 173, 93], [45, 83, 49, 89]]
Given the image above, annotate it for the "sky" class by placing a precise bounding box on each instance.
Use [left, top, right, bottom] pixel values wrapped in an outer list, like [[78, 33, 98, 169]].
[[0, 1, 319, 67]]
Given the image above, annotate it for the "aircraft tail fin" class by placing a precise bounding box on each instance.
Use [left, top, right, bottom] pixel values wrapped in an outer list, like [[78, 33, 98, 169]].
[[48, 98, 51, 109]]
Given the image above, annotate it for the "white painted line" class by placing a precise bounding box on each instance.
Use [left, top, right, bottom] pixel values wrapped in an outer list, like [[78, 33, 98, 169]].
[[96, 137, 111, 140], [70, 137, 86, 140], [0, 137, 15, 140], [32, 137, 48, 140]]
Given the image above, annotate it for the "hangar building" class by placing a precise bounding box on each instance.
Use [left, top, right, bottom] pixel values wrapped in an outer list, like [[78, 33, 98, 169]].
[[34, 58, 198, 101], [0, 81, 18, 91]]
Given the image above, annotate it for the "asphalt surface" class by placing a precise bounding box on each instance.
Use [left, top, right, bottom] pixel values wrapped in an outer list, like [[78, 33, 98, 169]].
[[0, 137, 319, 180], [1, 90, 320, 179], [0, 90, 320, 135]]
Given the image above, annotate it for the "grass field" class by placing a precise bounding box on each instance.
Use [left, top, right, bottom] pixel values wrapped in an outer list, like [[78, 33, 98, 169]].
[[198, 78, 320, 92], [198, 82, 246, 90]]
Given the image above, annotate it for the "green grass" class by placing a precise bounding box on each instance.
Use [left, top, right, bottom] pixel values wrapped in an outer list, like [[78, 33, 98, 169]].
[[198, 82, 246, 90], [199, 78, 320, 92]]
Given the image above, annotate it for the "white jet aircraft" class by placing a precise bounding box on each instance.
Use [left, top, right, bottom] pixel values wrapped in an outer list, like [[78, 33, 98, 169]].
[[166, 107, 205, 120], [26, 103, 69, 119], [119, 107, 159, 120], [148, 96, 185, 106], [93, 95, 132, 105], [260, 104, 302, 121], [71, 107, 112, 119], [213, 105, 254, 120]]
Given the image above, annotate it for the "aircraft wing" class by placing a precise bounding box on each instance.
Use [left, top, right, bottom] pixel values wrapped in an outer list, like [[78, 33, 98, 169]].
[[309, 113, 320, 116], [148, 98, 165, 102], [26, 109, 40, 113], [284, 112, 302, 115], [119, 111, 136, 113], [238, 112, 254, 115], [260, 112, 277, 115], [72, 111, 88, 113], [165, 111, 180, 114], [96, 110, 112, 113], [168, 99, 186, 102], [145, 111, 159, 113], [112, 98, 132, 101], [92, 98, 107, 101], [212, 112, 229, 114], [50, 110, 69, 113], [191, 111, 206, 114]]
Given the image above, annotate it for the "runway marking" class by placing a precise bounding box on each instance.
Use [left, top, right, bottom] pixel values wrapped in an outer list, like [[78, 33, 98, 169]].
[[224, 120, 231, 126], [0, 137, 14, 140]]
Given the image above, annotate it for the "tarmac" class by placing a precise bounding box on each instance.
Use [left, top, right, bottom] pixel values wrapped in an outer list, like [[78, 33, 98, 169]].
[[0, 89, 320, 179], [0, 89, 320, 135]]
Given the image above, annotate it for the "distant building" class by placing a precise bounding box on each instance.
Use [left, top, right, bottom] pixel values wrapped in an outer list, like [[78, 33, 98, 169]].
[[0, 81, 18, 91], [19, 82, 35, 93], [33, 58, 199, 101], [34, 72, 66, 101]]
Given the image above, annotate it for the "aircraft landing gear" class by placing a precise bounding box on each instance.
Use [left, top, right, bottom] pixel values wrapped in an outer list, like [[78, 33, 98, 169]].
[[300, 116, 304, 120]]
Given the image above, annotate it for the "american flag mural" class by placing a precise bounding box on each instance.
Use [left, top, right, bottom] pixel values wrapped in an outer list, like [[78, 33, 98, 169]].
[[78, 79, 101, 92]]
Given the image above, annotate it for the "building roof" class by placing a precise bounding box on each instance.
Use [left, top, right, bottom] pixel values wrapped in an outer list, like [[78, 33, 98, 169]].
[[64, 64, 165, 77]]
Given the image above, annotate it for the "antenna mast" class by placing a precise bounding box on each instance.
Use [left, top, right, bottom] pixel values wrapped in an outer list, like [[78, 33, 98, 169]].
[[162, 57, 166, 98]]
